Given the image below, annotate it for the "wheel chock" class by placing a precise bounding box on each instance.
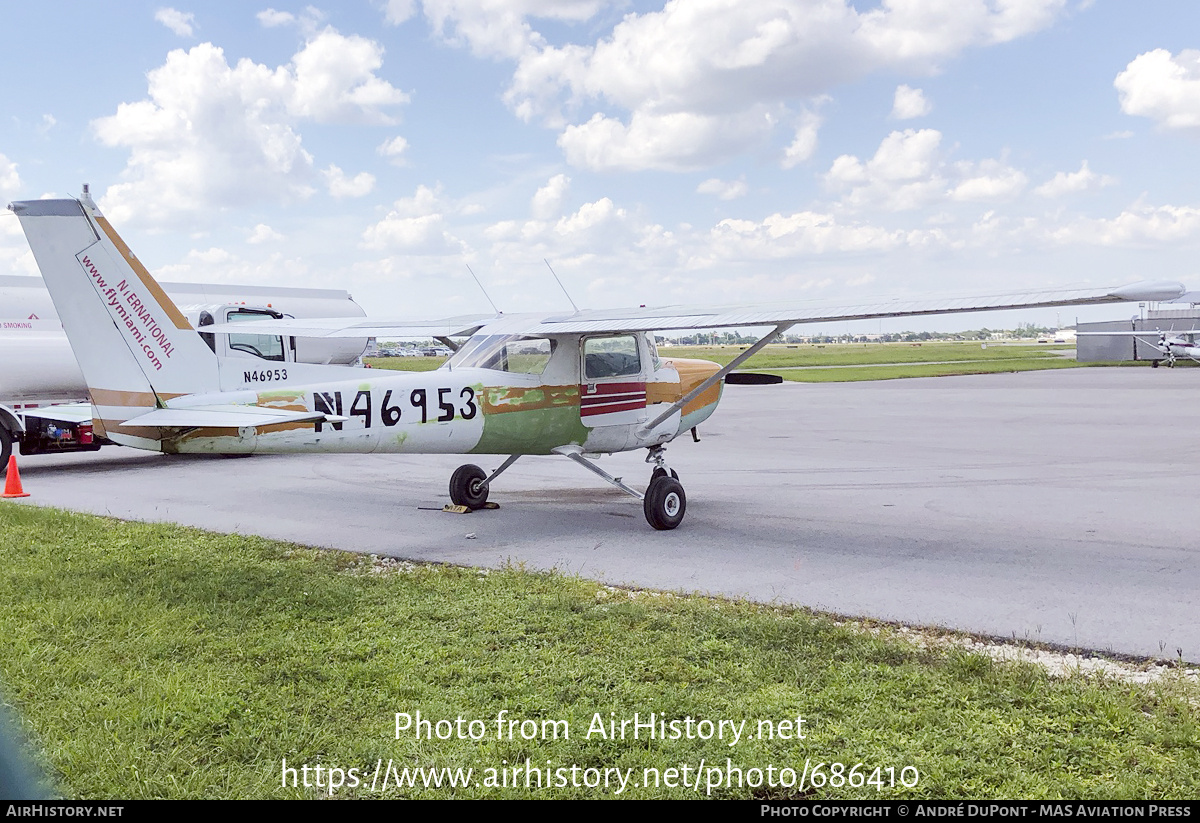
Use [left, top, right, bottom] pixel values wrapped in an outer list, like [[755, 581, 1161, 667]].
[[440, 502, 499, 514], [2, 456, 30, 499]]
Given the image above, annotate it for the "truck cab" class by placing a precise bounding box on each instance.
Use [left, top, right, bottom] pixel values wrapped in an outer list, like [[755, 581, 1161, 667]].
[[192, 304, 297, 363]]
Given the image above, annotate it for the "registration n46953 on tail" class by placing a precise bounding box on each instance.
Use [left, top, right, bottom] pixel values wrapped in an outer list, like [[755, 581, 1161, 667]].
[[10, 193, 1185, 529]]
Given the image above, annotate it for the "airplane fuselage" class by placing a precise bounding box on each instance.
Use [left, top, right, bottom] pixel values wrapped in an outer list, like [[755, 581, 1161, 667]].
[[100, 355, 723, 458]]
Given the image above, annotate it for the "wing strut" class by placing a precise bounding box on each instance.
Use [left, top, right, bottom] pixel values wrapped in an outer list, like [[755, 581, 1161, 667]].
[[637, 322, 795, 438]]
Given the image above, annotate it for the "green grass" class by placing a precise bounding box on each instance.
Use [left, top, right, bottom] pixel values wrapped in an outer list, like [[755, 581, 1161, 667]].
[[1, 504, 1197, 799], [754, 359, 1129, 383], [365, 344, 1105, 383], [664, 342, 1070, 369], [365, 356, 447, 372]]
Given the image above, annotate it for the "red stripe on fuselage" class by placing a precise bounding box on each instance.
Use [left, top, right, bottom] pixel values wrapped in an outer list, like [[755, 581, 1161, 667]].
[[580, 381, 646, 417]]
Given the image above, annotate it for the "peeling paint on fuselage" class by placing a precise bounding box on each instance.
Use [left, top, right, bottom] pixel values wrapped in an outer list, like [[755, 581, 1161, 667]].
[[473, 384, 588, 454]]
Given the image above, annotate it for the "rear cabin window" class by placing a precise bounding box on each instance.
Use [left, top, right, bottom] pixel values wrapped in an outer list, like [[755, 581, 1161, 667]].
[[583, 335, 641, 380]]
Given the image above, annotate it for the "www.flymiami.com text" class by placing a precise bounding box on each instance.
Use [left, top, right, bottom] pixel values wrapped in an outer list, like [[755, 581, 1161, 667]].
[[281, 757, 920, 796]]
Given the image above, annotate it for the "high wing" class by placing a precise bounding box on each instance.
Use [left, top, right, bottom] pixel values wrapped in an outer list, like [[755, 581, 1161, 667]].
[[203, 281, 1184, 339], [519, 282, 1184, 335]]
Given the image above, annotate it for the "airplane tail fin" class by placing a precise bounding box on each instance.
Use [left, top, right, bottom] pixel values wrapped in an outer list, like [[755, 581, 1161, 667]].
[[10, 192, 220, 441]]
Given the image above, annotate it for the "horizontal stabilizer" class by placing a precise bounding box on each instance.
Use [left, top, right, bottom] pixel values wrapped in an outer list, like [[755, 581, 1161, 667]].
[[21, 403, 94, 425], [120, 405, 328, 429]]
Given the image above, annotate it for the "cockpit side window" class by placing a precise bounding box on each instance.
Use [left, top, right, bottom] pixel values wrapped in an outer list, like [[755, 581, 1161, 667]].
[[446, 335, 555, 375], [583, 335, 642, 380]]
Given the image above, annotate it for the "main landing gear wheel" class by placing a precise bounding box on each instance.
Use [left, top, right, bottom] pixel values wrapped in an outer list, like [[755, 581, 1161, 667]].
[[449, 464, 489, 509], [0, 426, 12, 465], [644, 475, 686, 530]]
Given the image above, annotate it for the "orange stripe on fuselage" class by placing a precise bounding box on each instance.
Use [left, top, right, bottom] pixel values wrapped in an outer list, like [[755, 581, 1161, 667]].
[[480, 385, 579, 415], [88, 388, 187, 408]]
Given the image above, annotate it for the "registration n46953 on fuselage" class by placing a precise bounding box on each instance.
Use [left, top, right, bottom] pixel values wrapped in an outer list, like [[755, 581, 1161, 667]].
[[10, 192, 1185, 529]]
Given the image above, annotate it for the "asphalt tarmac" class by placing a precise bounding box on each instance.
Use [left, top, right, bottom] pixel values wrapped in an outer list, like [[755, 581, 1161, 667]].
[[10, 368, 1198, 661]]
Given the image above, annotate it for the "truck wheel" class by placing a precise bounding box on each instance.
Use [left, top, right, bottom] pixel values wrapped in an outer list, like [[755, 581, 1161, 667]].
[[0, 426, 12, 465]]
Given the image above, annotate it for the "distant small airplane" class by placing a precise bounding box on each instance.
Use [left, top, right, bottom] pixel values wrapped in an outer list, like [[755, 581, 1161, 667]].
[[9, 192, 1186, 529], [1077, 329, 1200, 367]]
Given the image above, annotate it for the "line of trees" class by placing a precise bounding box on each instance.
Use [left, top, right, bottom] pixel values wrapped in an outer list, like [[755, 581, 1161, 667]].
[[665, 324, 1060, 346]]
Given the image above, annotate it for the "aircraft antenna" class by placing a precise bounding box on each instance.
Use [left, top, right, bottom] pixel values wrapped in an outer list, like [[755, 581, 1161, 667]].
[[466, 264, 501, 315], [544, 259, 579, 313]]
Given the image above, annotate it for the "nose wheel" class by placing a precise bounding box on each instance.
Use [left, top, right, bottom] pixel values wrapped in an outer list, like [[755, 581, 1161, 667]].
[[644, 474, 686, 530]]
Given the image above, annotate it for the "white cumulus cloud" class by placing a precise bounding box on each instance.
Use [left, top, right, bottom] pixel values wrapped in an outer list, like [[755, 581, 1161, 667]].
[[1115, 49, 1200, 132], [1034, 161, 1115, 197], [826, 130, 1028, 211], [155, 8, 195, 37], [257, 7, 326, 33], [485, 0, 1067, 171], [558, 108, 777, 172], [377, 136, 409, 165], [248, 224, 284, 244], [531, 173, 571, 219], [323, 165, 376, 198], [696, 177, 749, 200], [91, 31, 408, 224], [1047, 203, 1200, 246], [891, 84, 931, 119], [362, 185, 467, 254], [949, 159, 1027, 202], [782, 107, 823, 168], [0, 152, 21, 196]]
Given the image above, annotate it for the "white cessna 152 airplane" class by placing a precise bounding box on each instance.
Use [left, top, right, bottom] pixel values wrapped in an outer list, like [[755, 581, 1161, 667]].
[[1077, 328, 1200, 367], [10, 192, 1186, 529]]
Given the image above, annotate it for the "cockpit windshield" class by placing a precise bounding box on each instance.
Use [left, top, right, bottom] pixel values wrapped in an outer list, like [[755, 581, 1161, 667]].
[[446, 334, 555, 375]]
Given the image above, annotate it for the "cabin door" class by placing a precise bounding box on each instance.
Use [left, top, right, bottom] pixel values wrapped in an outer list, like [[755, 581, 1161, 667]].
[[579, 334, 648, 429]]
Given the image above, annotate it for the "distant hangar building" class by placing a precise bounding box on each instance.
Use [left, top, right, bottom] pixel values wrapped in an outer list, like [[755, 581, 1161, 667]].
[[1076, 293, 1200, 363]]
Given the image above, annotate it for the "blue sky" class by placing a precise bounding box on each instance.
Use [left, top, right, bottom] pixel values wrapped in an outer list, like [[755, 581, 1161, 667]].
[[3, 1, 1199, 332]]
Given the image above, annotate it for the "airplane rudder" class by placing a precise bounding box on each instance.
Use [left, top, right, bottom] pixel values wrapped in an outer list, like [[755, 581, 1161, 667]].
[[14, 196, 220, 399]]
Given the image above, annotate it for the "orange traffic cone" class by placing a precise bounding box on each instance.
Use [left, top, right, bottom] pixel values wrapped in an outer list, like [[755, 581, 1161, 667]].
[[2, 455, 30, 498]]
